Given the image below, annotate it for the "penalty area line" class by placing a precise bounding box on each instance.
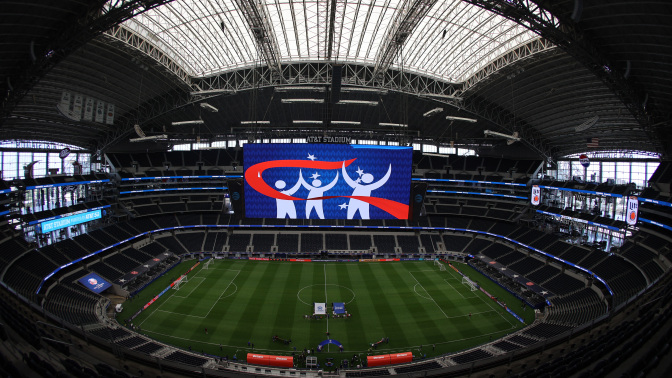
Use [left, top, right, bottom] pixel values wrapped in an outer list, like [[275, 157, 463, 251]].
[[202, 269, 241, 319], [408, 271, 449, 319]]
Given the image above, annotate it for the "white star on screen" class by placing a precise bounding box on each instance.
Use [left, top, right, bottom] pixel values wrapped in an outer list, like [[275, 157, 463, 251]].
[[338, 203, 348, 209], [356, 167, 364, 176], [310, 172, 321, 180], [541, 291, 548, 295], [307, 153, 316, 161]]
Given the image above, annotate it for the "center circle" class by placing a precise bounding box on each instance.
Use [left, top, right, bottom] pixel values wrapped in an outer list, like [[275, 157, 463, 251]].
[[297, 284, 355, 306]]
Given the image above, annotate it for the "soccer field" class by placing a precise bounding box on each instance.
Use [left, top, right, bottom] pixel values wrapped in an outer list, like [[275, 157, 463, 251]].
[[121, 259, 533, 364]]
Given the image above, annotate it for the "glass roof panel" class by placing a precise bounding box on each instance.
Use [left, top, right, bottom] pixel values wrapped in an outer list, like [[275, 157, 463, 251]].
[[117, 0, 548, 82]]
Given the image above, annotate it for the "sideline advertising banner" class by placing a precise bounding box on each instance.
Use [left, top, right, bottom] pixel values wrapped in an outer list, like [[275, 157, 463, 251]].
[[247, 354, 293, 368]]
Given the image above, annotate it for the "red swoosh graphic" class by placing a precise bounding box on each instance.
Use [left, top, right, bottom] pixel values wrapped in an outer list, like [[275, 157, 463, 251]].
[[245, 159, 408, 219]]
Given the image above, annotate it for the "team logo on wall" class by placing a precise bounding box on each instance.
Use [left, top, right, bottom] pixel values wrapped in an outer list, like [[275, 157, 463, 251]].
[[579, 154, 590, 168], [531, 185, 541, 206], [626, 196, 639, 226], [244, 144, 412, 220], [59, 148, 71, 159], [78, 273, 111, 293]]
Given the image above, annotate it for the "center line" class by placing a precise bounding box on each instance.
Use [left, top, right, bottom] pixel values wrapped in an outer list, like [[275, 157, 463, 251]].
[[324, 264, 329, 333]]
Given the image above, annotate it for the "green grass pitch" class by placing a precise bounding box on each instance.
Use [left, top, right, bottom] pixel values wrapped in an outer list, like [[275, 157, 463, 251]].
[[119, 259, 535, 365]]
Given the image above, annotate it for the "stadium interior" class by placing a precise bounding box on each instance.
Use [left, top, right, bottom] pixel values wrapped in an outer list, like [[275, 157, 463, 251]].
[[1, 1, 671, 377]]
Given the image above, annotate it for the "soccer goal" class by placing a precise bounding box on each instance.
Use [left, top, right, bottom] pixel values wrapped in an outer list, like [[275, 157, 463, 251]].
[[434, 259, 447, 271], [462, 276, 478, 291], [204, 258, 213, 270], [173, 275, 188, 290]]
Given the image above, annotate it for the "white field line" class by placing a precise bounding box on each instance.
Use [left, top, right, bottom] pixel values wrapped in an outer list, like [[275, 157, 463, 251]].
[[408, 271, 449, 319]]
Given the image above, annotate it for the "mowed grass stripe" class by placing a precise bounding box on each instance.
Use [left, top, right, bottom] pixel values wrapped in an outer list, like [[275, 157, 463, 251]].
[[288, 263, 316, 352], [344, 264, 385, 348], [193, 265, 243, 342], [384, 262, 448, 348], [399, 265, 453, 325], [265, 262, 304, 353], [245, 262, 294, 351], [333, 263, 369, 353], [227, 261, 282, 349], [139, 264, 235, 349], [455, 262, 535, 324], [443, 263, 521, 329], [413, 267, 490, 340], [124, 260, 532, 361], [357, 263, 410, 348], [184, 263, 244, 345], [308, 263, 327, 347], [203, 261, 262, 345]]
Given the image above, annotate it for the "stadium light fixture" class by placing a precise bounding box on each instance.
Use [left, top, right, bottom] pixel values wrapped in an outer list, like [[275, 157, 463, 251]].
[[423, 93, 464, 101], [129, 134, 168, 143], [337, 100, 378, 106], [134, 124, 146, 137], [379, 122, 408, 128], [172, 120, 204, 126], [240, 120, 270, 125], [341, 87, 388, 95], [200, 102, 218, 112], [446, 115, 477, 123], [281, 99, 325, 104], [423, 108, 443, 117], [332, 121, 361, 125], [575, 115, 599, 132], [484, 129, 520, 144], [293, 120, 322, 124], [190, 89, 235, 96], [274, 86, 325, 92]]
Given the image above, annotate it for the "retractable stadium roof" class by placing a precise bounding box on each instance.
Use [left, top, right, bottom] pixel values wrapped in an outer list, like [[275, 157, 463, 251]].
[[0, 1, 670, 160]]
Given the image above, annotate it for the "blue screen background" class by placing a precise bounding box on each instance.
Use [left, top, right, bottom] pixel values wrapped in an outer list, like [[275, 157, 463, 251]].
[[244, 144, 412, 219]]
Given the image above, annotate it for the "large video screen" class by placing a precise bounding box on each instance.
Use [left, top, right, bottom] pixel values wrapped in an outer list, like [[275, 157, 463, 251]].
[[244, 144, 412, 219]]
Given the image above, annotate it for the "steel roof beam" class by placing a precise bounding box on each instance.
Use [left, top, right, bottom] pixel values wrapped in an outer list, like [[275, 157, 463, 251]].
[[372, 0, 439, 78], [462, 0, 663, 155], [462, 94, 556, 162], [191, 62, 460, 98], [1, 0, 174, 119], [234, 0, 282, 74], [97, 89, 193, 152]]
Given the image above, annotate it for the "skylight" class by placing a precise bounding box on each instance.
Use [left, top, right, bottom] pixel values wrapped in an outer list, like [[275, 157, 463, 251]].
[[116, 0, 548, 83]]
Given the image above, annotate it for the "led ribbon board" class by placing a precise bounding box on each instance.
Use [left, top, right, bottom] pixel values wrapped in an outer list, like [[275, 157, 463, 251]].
[[244, 144, 412, 219], [40, 209, 102, 233]]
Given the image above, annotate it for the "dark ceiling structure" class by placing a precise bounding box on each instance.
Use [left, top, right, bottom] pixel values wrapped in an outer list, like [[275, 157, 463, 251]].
[[1, 0, 670, 161]]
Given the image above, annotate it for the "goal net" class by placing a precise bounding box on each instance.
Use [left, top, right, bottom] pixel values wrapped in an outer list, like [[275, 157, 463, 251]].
[[462, 276, 478, 291], [434, 259, 447, 271], [204, 258, 213, 270], [173, 275, 188, 290]]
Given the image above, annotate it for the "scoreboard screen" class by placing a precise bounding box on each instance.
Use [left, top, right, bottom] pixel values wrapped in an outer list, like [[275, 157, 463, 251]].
[[243, 144, 412, 220]]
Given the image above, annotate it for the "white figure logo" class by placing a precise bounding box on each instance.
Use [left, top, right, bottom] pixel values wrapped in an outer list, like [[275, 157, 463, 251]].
[[301, 171, 339, 219], [342, 163, 391, 219], [274, 169, 305, 219]]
